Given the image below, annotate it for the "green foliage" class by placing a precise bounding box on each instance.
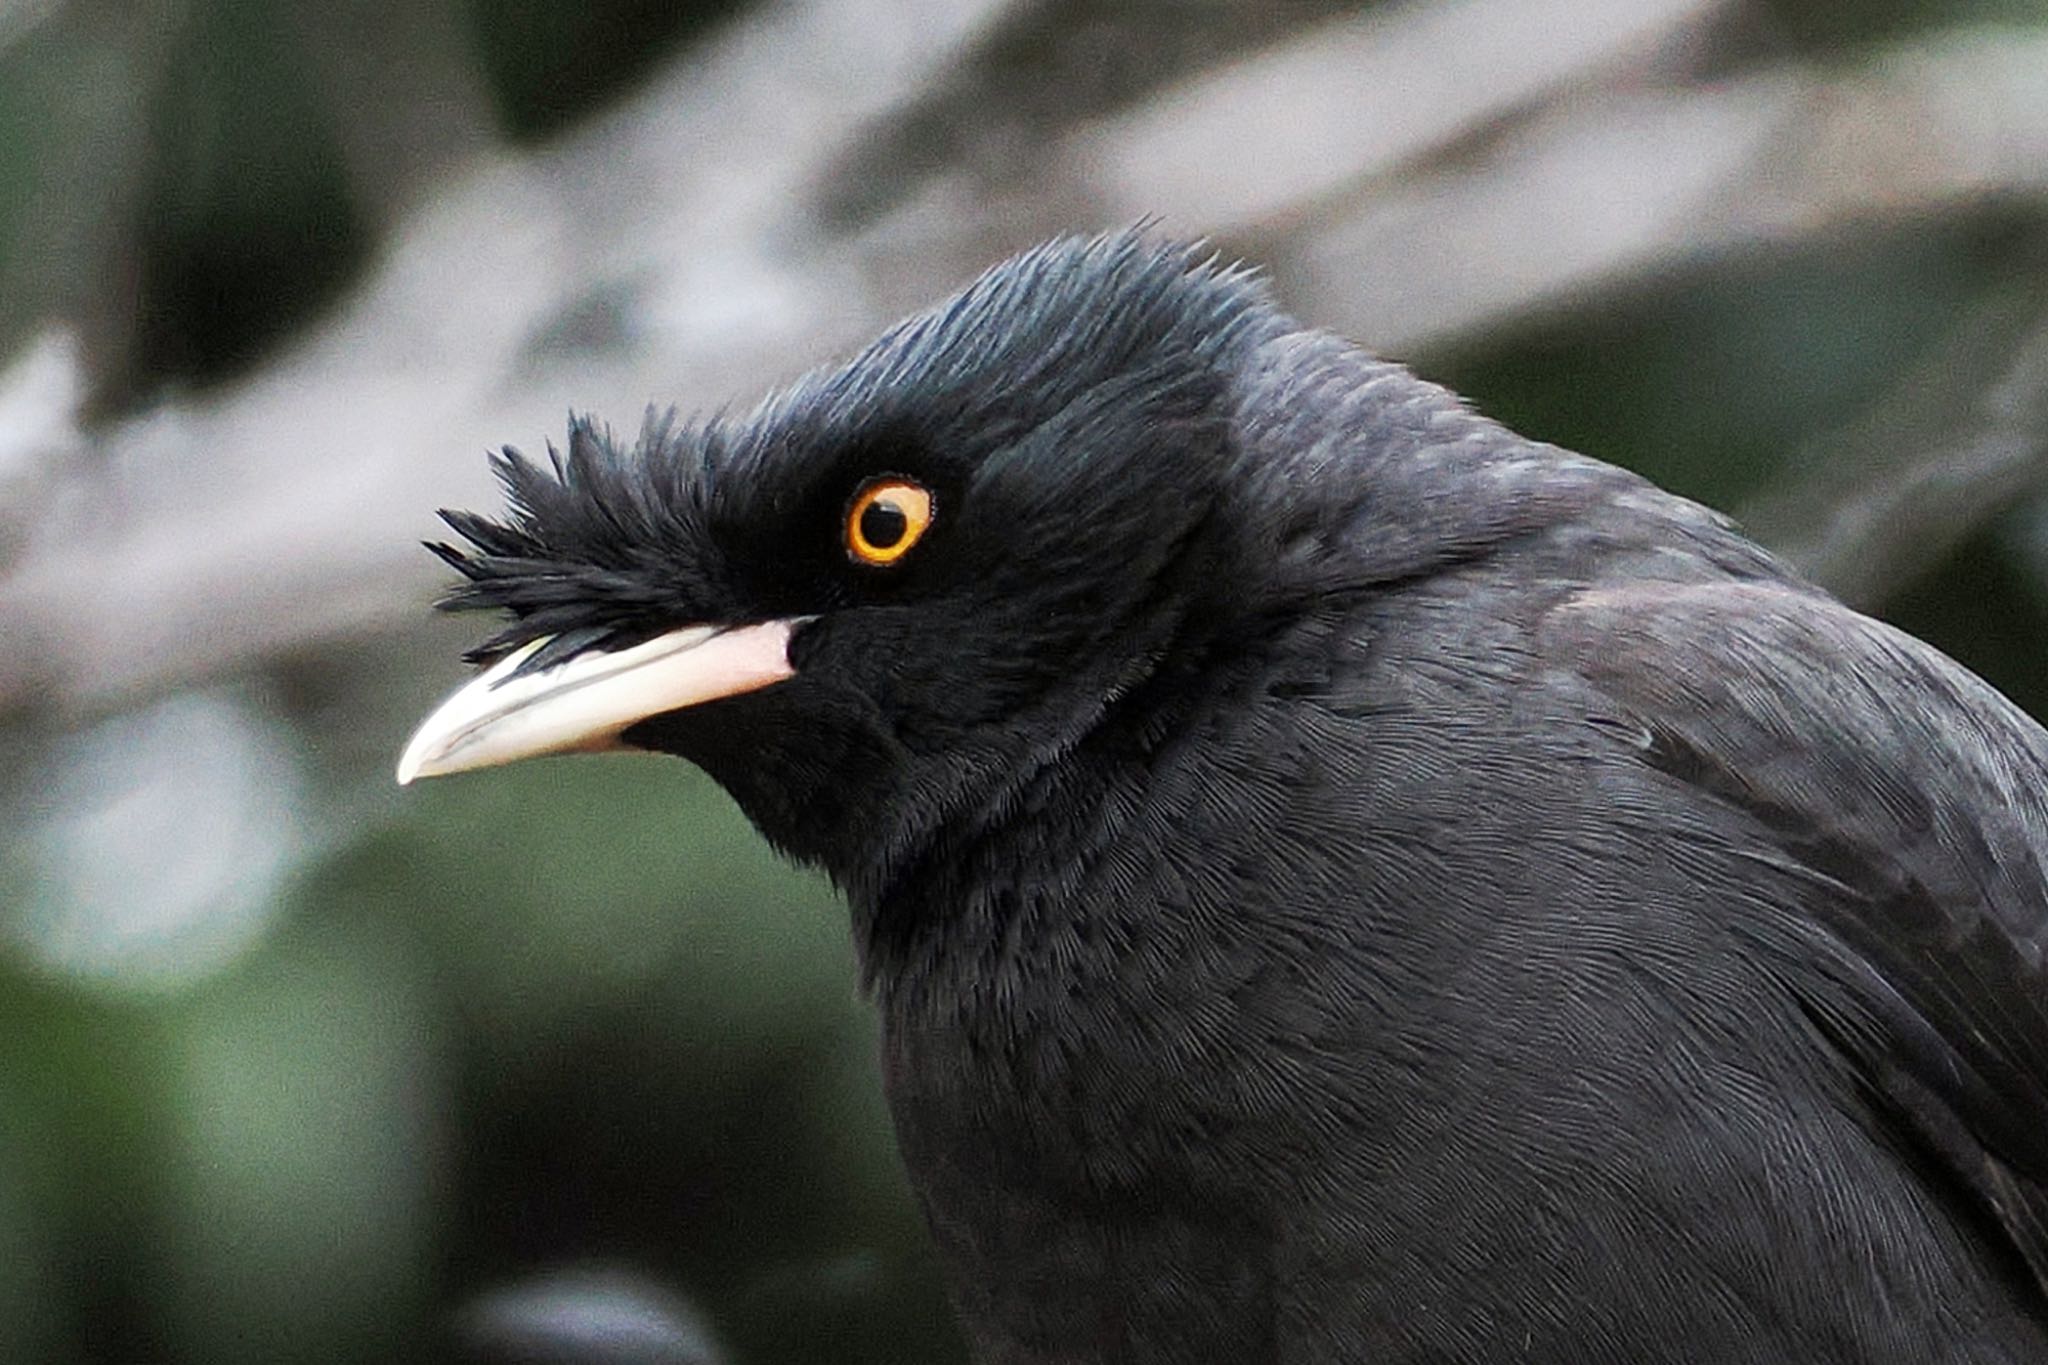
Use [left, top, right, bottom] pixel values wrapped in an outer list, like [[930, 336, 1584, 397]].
[[467, 0, 758, 140], [129, 0, 368, 391]]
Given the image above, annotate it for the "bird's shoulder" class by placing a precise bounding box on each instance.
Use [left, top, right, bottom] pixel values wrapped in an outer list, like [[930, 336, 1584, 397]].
[[1537, 575, 2048, 1297]]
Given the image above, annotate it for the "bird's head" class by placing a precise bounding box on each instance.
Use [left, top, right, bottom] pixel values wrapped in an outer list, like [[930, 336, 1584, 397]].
[[399, 234, 1289, 895]]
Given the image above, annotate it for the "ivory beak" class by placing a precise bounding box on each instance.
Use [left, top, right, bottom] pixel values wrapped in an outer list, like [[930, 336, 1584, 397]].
[[397, 620, 798, 784]]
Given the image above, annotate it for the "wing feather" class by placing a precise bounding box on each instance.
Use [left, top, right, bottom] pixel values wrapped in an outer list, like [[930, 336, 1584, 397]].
[[1545, 581, 2048, 1293]]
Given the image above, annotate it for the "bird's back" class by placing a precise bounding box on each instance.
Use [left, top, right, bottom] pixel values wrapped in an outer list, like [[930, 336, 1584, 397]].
[[872, 342, 2048, 1363]]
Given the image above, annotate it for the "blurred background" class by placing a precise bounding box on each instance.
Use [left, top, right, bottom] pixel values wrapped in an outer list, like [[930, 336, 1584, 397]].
[[1, 0, 2046, 1360]]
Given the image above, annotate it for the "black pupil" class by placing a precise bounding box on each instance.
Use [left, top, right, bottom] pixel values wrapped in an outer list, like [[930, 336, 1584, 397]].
[[859, 498, 908, 549]]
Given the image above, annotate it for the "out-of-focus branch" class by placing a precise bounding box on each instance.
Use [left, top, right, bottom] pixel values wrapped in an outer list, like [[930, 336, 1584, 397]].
[[4, 4, 2048, 712], [1272, 26, 2048, 353], [1062, 0, 1728, 237], [1741, 289, 2048, 609], [0, 0, 1015, 712], [0, 328, 84, 569]]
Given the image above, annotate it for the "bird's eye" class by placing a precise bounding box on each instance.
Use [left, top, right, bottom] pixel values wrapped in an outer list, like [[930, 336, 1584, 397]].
[[844, 478, 934, 566]]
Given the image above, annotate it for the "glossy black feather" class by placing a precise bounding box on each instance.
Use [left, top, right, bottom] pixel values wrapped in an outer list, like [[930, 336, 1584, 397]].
[[427, 230, 2048, 1362]]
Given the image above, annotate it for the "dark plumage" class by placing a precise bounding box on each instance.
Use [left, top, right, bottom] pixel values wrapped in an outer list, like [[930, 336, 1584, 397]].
[[405, 232, 2048, 1362]]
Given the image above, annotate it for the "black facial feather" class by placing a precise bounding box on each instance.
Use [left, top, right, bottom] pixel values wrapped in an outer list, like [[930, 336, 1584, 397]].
[[423, 231, 1315, 889], [429, 233, 1279, 674], [427, 411, 722, 668]]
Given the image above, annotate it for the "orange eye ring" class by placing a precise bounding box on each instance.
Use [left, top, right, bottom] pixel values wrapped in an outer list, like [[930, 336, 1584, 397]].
[[845, 478, 934, 566]]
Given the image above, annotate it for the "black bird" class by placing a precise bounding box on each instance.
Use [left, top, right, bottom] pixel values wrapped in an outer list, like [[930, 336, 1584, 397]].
[[401, 233, 2048, 1363]]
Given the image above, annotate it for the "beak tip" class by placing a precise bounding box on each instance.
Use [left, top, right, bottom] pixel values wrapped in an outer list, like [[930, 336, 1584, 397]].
[[395, 732, 443, 786]]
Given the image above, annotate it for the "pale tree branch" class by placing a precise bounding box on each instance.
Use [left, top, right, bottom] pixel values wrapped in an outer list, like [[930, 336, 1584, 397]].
[[1061, 0, 1731, 238], [1741, 287, 2048, 610], [0, 0, 1017, 711], [1270, 26, 2048, 353], [3, 1, 2047, 714]]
